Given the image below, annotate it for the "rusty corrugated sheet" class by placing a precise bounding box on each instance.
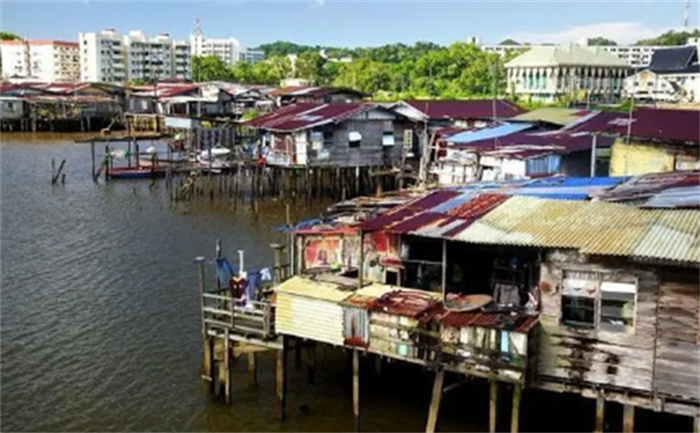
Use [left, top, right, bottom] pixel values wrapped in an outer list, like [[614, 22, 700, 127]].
[[630, 210, 700, 263], [439, 311, 539, 333]]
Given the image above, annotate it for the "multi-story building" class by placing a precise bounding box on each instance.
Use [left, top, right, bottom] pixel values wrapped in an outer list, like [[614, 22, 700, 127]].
[[505, 43, 629, 103], [190, 33, 240, 65], [1, 39, 79, 82], [481, 38, 668, 68], [240, 47, 265, 64], [79, 29, 190, 83], [79, 29, 127, 83]]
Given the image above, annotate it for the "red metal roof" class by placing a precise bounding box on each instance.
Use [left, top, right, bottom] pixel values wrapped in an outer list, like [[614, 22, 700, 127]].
[[358, 190, 460, 232], [405, 99, 526, 120], [439, 310, 539, 332], [246, 103, 372, 132], [570, 108, 700, 144], [453, 130, 614, 153], [369, 290, 438, 318]]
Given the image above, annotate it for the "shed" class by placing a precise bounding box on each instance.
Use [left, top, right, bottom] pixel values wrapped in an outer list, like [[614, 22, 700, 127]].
[[274, 276, 352, 346]]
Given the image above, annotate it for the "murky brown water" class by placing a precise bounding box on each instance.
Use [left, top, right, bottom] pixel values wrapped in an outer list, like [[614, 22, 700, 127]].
[[1, 133, 693, 432]]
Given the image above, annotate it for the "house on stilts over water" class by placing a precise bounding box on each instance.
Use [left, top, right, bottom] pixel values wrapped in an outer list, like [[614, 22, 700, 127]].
[[194, 170, 700, 432]]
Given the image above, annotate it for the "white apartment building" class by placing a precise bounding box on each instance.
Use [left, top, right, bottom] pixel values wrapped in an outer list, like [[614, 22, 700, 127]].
[[481, 38, 667, 68], [190, 33, 240, 65], [1, 39, 79, 82], [79, 29, 127, 83], [79, 29, 191, 83], [240, 48, 265, 64]]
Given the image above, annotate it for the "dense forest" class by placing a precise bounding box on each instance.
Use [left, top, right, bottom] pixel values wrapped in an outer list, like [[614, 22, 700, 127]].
[[191, 28, 700, 101], [193, 42, 519, 100]]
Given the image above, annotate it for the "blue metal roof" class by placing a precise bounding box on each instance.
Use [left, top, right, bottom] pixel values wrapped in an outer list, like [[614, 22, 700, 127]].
[[448, 122, 535, 144], [522, 176, 631, 188]]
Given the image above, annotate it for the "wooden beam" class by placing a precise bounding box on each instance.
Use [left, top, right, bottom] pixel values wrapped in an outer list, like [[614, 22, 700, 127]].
[[247, 353, 258, 387], [622, 405, 634, 433], [353, 349, 361, 432], [490, 380, 498, 433], [595, 395, 605, 433], [511, 385, 522, 433], [306, 343, 316, 385], [426, 369, 445, 433], [224, 328, 231, 405], [694, 413, 700, 433], [276, 337, 287, 421]]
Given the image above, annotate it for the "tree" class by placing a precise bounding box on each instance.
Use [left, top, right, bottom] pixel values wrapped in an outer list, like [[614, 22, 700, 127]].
[[0, 32, 20, 40], [294, 51, 325, 84], [636, 29, 700, 46], [333, 58, 390, 94], [192, 55, 231, 82], [588, 36, 617, 46]]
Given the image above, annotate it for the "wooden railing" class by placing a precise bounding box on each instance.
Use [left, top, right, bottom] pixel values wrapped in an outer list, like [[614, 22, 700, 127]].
[[202, 292, 275, 340]]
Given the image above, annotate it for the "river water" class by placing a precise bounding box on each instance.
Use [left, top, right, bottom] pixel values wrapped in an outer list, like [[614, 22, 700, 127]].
[[0, 134, 691, 432]]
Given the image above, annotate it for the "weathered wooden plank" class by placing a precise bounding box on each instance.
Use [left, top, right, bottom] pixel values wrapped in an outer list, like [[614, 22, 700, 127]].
[[537, 365, 652, 391], [539, 346, 654, 370]]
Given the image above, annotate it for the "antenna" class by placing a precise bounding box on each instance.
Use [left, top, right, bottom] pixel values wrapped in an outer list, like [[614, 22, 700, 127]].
[[194, 18, 202, 37], [684, 0, 690, 30]]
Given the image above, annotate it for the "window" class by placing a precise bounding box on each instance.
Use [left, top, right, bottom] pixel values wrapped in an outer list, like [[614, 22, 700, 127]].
[[600, 282, 636, 333], [559, 269, 637, 334], [382, 121, 395, 146], [323, 130, 333, 146], [348, 131, 362, 148]]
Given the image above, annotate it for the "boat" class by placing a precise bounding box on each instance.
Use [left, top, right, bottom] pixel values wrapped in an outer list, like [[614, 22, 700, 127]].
[[108, 166, 166, 180], [195, 145, 234, 171]]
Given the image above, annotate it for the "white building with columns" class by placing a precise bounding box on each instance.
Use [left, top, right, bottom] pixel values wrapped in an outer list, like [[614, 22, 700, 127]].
[[1, 39, 80, 82], [505, 43, 629, 103]]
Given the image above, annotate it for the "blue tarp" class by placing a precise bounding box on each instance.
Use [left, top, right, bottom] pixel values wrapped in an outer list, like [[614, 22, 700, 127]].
[[448, 122, 535, 144]]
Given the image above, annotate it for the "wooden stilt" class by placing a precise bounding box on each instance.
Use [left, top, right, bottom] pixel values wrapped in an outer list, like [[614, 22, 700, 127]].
[[374, 356, 382, 378], [305, 343, 316, 385], [693, 413, 700, 433], [276, 336, 287, 421], [490, 380, 498, 433], [622, 405, 634, 433], [224, 329, 231, 404], [510, 385, 522, 433], [353, 349, 360, 432], [248, 352, 258, 387], [595, 395, 605, 433], [295, 338, 302, 369], [425, 369, 444, 433]]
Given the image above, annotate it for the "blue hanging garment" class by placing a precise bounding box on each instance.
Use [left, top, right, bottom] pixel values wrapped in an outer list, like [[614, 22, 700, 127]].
[[216, 258, 238, 289]]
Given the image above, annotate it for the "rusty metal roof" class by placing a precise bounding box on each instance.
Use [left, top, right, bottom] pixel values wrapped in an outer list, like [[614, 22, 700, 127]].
[[439, 311, 539, 333]]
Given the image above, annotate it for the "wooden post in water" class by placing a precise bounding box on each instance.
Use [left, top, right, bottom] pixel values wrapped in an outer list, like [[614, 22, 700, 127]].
[[694, 413, 700, 433], [489, 380, 498, 433], [425, 369, 444, 433], [196, 256, 213, 385], [622, 405, 634, 433], [90, 141, 96, 182], [594, 395, 605, 433], [224, 328, 231, 405], [276, 336, 287, 420], [353, 349, 361, 432], [104, 145, 110, 182], [271, 243, 285, 285], [51, 158, 56, 184], [510, 385, 522, 433], [248, 353, 258, 387]]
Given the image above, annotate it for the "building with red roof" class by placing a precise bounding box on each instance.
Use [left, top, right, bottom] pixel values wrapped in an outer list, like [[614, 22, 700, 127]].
[[247, 102, 416, 167]]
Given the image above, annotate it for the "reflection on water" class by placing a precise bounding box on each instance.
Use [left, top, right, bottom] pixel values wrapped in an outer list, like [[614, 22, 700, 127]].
[[0, 134, 692, 432]]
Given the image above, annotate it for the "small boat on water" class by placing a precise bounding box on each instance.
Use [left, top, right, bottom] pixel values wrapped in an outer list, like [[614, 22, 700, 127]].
[[195, 145, 234, 172], [107, 166, 167, 180]]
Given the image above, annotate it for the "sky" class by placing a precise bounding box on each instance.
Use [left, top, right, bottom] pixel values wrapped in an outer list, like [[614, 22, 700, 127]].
[[1, 0, 697, 49]]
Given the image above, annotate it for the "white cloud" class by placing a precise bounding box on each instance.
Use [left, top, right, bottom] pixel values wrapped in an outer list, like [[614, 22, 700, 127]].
[[508, 22, 678, 45], [309, 0, 325, 9]]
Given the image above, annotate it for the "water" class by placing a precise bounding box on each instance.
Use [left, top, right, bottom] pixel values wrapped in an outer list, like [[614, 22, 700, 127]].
[[0, 134, 692, 432]]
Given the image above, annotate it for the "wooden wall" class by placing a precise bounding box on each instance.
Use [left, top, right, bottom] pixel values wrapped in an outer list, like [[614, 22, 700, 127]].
[[654, 268, 700, 403], [537, 252, 657, 394], [536, 251, 700, 410]]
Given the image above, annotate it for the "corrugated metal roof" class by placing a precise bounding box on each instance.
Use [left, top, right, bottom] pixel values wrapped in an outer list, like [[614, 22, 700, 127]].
[[439, 311, 539, 333], [448, 122, 534, 144], [642, 185, 700, 209], [405, 99, 526, 120], [630, 210, 700, 263], [512, 107, 599, 127], [275, 276, 352, 303]]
